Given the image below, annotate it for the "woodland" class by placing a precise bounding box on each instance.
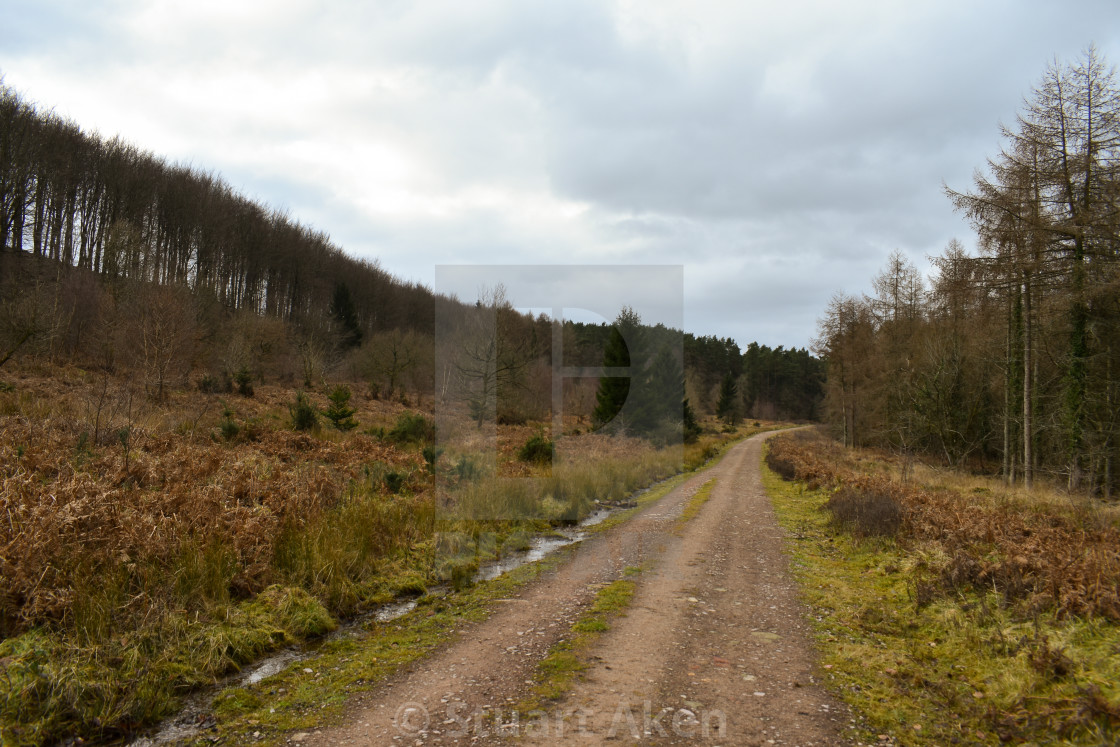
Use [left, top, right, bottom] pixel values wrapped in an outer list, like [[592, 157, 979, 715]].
[[0, 79, 821, 424], [0, 75, 821, 743], [814, 47, 1120, 497]]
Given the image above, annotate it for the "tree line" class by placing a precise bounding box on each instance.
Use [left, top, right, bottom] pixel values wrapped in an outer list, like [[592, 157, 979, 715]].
[[0, 78, 823, 430], [684, 334, 823, 422], [814, 47, 1120, 496], [0, 80, 433, 335]]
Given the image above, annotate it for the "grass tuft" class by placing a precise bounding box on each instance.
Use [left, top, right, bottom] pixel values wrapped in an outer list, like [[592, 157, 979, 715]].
[[676, 478, 716, 531]]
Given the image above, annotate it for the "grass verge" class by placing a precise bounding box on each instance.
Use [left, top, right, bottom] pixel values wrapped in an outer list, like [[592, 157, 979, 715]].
[[0, 586, 335, 747], [762, 454, 1120, 746]]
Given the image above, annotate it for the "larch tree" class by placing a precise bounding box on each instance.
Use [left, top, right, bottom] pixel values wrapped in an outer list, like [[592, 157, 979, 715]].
[[948, 46, 1120, 490]]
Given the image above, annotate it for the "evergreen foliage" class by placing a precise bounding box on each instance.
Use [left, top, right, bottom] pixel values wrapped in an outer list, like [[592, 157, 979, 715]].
[[233, 366, 254, 397], [591, 308, 688, 444], [323, 385, 358, 431], [387, 412, 436, 446], [591, 307, 638, 430], [716, 372, 739, 425], [682, 398, 701, 444], [517, 431, 555, 465], [289, 392, 318, 431], [330, 284, 363, 350]]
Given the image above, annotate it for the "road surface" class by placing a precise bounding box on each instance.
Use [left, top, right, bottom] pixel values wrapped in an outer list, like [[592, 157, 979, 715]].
[[307, 431, 851, 746]]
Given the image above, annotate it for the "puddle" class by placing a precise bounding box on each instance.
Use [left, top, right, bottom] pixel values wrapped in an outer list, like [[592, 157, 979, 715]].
[[373, 598, 419, 623], [580, 507, 613, 526], [471, 505, 616, 582], [242, 648, 304, 685]]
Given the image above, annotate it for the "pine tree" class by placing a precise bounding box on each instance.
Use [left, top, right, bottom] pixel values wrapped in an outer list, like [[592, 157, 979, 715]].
[[683, 398, 701, 444], [323, 385, 358, 431], [717, 372, 740, 425], [330, 283, 363, 350], [592, 307, 640, 431], [628, 343, 685, 439]]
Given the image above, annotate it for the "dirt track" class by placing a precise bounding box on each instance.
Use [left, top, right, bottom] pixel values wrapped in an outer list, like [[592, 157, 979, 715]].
[[307, 431, 851, 746]]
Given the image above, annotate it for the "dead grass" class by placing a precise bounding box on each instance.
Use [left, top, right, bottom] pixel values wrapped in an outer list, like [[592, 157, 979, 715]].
[[767, 430, 1120, 622], [0, 364, 741, 743]]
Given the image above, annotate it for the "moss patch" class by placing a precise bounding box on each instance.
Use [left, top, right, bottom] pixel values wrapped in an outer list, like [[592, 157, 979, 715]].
[[0, 586, 335, 747], [763, 455, 1120, 746]]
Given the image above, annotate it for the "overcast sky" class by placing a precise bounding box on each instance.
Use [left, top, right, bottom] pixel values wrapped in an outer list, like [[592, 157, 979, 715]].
[[4, 1, 1120, 349]]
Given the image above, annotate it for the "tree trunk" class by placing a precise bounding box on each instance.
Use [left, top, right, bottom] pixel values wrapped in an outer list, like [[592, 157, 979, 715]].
[[1107, 351, 1115, 501], [1023, 276, 1034, 490], [1003, 291, 1013, 484], [1066, 237, 1088, 492]]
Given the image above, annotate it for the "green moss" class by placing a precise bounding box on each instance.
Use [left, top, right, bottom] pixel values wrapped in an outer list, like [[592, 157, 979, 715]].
[[762, 453, 1120, 746], [0, 588, 337, 747], [214, 688, 264, 717], [248, 585, 337, 637]]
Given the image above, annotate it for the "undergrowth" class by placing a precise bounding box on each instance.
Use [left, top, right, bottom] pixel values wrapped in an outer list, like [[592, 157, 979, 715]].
[[0, 371, 775, 744], [766, 430, 1120, 621], [764, 432, 1120, 745]]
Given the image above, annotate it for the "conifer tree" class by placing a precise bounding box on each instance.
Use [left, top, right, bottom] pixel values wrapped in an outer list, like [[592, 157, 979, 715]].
[[592, 307, 640, 430], [716, 372, 739, 425], [330, 282, 363, 350]]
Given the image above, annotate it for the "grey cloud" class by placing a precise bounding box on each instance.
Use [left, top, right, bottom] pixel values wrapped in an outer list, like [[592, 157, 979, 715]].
[[4, 0, 1120, 350]]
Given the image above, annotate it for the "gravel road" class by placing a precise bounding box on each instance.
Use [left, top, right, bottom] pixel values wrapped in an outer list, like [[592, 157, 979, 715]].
[[306, 431, 852, 746]]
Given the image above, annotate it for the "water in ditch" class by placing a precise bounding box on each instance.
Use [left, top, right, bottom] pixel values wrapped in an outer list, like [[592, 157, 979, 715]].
[[128, 504, 621, 745]]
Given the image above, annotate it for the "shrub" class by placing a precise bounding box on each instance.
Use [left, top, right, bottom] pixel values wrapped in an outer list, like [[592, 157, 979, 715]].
[[383, 471, 405, 494], [234, 366, 254, 397], [387, 412, 435, 446], [518, 431, 554, 465], [683, 399, 701, 444], [453, 455, 484, 482], [218, 403, 240, 441], [198, 372, 231, 394], [323, 386, 358, 431], [422, 446, 443, 474], [289, 391, 318, 431], [824, 484, 903, 538], [764, 446, 799, 481]]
